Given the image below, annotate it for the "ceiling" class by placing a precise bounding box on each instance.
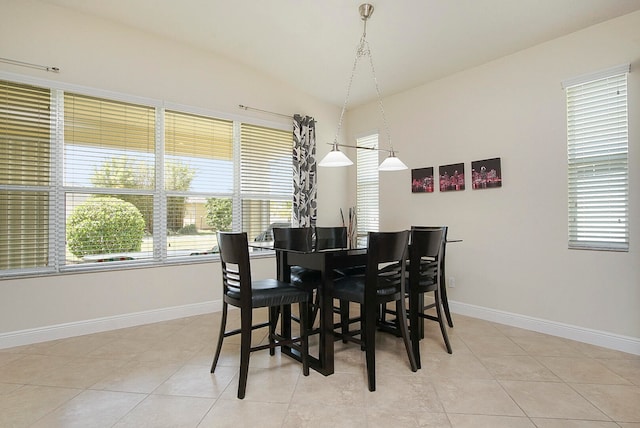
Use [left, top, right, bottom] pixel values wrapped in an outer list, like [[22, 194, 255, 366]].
[[39, 0, 640, 107]]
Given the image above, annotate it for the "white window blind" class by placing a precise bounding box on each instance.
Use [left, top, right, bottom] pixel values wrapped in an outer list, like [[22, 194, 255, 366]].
[[564, 65, 629, 251], [165, 110, 234, 257], [357, 133, 379, 245], [0, 81, 52, 271], [64, 93, 156, 263], [240, 123, 293, 241], [0, 76, 296, 276]]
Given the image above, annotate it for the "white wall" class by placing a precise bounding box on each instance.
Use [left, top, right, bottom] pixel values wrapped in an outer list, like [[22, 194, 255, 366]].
[[347, 11, 640, 348], [0, 0, 349, 345]]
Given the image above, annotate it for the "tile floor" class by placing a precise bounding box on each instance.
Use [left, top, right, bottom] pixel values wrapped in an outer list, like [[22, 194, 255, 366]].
[[1, 311, 639, 427]]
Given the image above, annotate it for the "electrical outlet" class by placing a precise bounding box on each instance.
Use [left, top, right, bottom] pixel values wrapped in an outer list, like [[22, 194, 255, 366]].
[[448, 276, 456, 288]]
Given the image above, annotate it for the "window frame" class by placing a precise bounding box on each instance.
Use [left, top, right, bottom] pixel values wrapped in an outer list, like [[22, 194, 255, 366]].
[[563, 64, 630, 252], [356, 133, 379, 247], [0, 72, 293, 278]]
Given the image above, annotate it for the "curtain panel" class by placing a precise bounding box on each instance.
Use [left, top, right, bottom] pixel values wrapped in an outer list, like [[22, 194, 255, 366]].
[[292, 114, 317, 227]]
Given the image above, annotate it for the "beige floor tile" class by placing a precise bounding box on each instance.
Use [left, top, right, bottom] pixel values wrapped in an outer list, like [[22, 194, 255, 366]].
[[572, 383, 640, 423], [433, 378, 524, 416], [366, 406, 451, 428], [154, 364, 236, 398], [219, 365, 302, 402], [86, 337, 159, 360], [0, 354, 73, 384], [39, 333, 119, 357], [364, 374, 444, 412], [90, 360, 182, 393], [530, 419, 620, 427], [537, 356, 631, 384], [500, 380, 609, 420], [112, 394, 214, 428], [460, 334, 527, 356], [30, 389, 146, 428], [292, 371, 366, 407], [36, 356, 128, 388], [597, 358, 640, 386], [479, 355, 561, 381], [419, 352, 494, 380], [201, 399, 289, 427], [509, 335, 584, 357], [0, 351, 27, 367], [0, 381, 23, 395], [447, 414, 536, 427], [0, 385, 81, 428], [572, 342, 640, 360], [283, 402, 367, 427]]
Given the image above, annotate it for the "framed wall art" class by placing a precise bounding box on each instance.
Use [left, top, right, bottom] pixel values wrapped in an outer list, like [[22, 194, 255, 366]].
[[411, 167, 434, 193], [439, 163, 465, 192], [471, 157, 502, 189]]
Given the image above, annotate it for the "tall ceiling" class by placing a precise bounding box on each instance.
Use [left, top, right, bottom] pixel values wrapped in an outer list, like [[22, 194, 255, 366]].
[[39, 0, 640, 107]]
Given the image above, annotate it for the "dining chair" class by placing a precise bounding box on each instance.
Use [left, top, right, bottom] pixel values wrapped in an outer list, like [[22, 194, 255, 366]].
[[315, 226, 347, 250], [210, 232, 309, 399], [273, 227, 320, 327], [332, 230, 417, 391], [407, 226, 452, 368], [413, 225, 454, 328]]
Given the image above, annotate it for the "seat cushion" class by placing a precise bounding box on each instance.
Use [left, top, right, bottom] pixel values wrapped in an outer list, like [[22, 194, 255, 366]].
[[333, 276, 399, 304], [290, 266, 321, 290], [226, 278, 309, 307]]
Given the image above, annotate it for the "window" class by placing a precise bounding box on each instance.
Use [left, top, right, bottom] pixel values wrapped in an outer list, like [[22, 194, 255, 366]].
[[0, 81, 52, 272], [356, 133, 379, 246], [563, 64, 629, 251], [0, 77, 293, 276]]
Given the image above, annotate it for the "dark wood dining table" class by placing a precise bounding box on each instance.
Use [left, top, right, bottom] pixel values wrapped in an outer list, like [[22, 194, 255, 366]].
[[260, 237, 461, 375], [275, 246, 367, 376]]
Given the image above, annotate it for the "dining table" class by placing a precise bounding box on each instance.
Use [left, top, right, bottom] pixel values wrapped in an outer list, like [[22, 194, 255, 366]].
[[254, 237, 461, 376], [275, 245, 367, 376]]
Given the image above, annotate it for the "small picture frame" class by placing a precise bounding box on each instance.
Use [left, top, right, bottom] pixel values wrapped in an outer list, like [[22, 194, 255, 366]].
[[411, 167, 434, 193], [471, 157, 502, 189], [439, 163, 465, 192]]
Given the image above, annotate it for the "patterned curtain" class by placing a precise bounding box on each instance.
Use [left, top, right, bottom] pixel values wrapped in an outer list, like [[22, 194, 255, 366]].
[[292, 114, 317, 227]]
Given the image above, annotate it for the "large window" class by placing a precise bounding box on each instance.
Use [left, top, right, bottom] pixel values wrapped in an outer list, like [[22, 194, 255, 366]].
[[356, 133, 379, 246], [0, 78, 293, 276], [563, 64, 629, 251]]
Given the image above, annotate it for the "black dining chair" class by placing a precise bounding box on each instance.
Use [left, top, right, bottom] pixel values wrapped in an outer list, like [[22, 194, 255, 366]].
[[332, 230, 417, 391], [210, 232, 309, 399], [273, 227, 320, 327], [407, 226, 452, 368], [315, 226, 348, 250], [413, 226, 454, 328]]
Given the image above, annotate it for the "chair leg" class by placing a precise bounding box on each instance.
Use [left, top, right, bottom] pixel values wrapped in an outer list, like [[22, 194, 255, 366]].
[[340, 300, 350, 343], [397, 298, 418, 373], [211, 302, 228, 373], [435, 289, 453, 354], [269, 306, 278, 356], [408, 292, 422, 370], [364, 304, 377, 392], [440, 277, 454, 328], [299, 301, 310, 376], [237, 307, 252, 399]]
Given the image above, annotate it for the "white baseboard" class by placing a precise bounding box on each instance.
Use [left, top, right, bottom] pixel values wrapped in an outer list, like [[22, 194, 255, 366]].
[[0, 300, 222, 350], [450, 300, 640, 356], [2, 299, 638, 356]]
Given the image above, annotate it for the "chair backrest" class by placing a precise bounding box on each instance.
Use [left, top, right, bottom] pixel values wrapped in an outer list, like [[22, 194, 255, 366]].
[[409, 227, 446, 284], [217, 232, 252, 303], [273, 227, 314, 252], [365, 230, 410, 300], [315, 226, 347, 250]]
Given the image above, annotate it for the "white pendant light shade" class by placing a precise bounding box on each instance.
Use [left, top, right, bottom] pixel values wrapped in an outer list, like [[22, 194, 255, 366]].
[[378, 152, 408, 171], [318, 144, 354, 167]]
